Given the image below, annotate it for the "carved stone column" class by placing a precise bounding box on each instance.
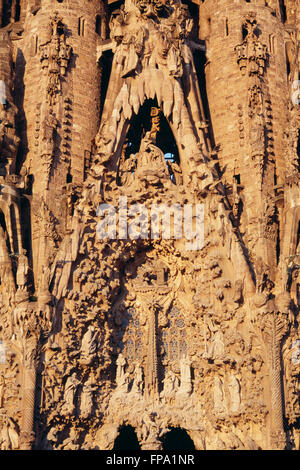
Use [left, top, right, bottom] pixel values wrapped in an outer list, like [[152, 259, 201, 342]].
[[255, 308, 290, 449], [16, 302, 52, 450], [20, 334, 39, 450], [145, 303, 159, 402], [21, 366, 37, 449]]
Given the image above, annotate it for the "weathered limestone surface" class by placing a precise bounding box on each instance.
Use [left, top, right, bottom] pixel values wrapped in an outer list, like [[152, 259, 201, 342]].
[[0, 0, 299, 450]]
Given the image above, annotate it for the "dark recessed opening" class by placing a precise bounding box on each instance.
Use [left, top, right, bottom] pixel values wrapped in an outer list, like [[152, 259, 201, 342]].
[[15, 0, 21, 22], [0, 211, 11, 253], [66, 173, 72, 184], [2, 0, 12, 27], [96, 15, 101, 36], [234, 174, 241, 185], [276, 218, 281, 264], [113, 425, 141, 450], [225, 18, 229, 37], [124, 98, 179, 164], [280, 0, 287, 22], [296, 222, 300, 253], [99, 50, 113, 119], [162, 428, 195, 451]]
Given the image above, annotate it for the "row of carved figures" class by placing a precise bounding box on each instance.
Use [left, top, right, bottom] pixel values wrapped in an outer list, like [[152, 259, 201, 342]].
[[115, 352, 192, 400]]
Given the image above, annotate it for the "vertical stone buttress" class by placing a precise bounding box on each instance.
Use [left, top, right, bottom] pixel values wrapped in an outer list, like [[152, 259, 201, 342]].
[[6, 0, 104, 449], [199, 0, 296, 450], [17, 0, 104, 294]]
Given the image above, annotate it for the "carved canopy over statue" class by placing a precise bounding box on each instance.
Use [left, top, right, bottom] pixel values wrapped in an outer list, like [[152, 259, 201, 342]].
[[93, 0, 208, 187]]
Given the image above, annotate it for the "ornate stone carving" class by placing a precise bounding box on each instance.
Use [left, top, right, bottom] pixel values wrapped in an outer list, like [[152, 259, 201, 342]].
[[235, 15, 268, 77], [40, 12, 72, 107], [0, 0, 298, 452]]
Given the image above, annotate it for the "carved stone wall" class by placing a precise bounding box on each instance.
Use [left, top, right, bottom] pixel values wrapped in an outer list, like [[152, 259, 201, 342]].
[[0, 0, 299, 451]]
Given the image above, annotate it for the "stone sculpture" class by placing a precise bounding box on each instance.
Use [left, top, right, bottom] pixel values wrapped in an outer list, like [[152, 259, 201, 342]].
[[0, 0, 298, 451]]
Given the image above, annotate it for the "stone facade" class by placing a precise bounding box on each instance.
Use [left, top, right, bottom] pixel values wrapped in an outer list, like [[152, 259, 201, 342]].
[[0, 0, 299, 451]]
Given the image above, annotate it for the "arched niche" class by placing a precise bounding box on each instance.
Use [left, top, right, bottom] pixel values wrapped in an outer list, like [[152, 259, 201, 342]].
[[162, 427, 195, 451], [122, 98, 179, 163], [117, 98, 181, 187], [0, 208, 12, 254], [113, 425, 141, 451]]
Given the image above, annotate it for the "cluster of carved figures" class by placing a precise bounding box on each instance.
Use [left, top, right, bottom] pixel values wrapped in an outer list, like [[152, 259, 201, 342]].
[[0, 0, 299, 450]]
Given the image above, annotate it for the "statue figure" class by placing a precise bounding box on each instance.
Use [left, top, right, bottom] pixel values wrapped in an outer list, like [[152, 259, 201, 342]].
[[131, 364, 144, 395], [80, 325, 98, 364], [249, 112, 265, 157], [1, 417, 19, 450], [119, 153, 136, 187], [80, 376, 96, 418], [63, 372, 79, 414], [207, 330, 225, 360], [42, 110, 58, 155], [160, 370, 179, 402], [178, 354, 192, 397], [0, 225, 15, 296], [228, 374, 241, 413], [43, 365, 62, 408], [116, 353, 126, 387], [16, 250, 29, 291], [141, 411, 159, 442], [61, 428, 80, 450], [213, 377, 226, 414], [167, 160, 183, 185], [135, 132, 170, 187]]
